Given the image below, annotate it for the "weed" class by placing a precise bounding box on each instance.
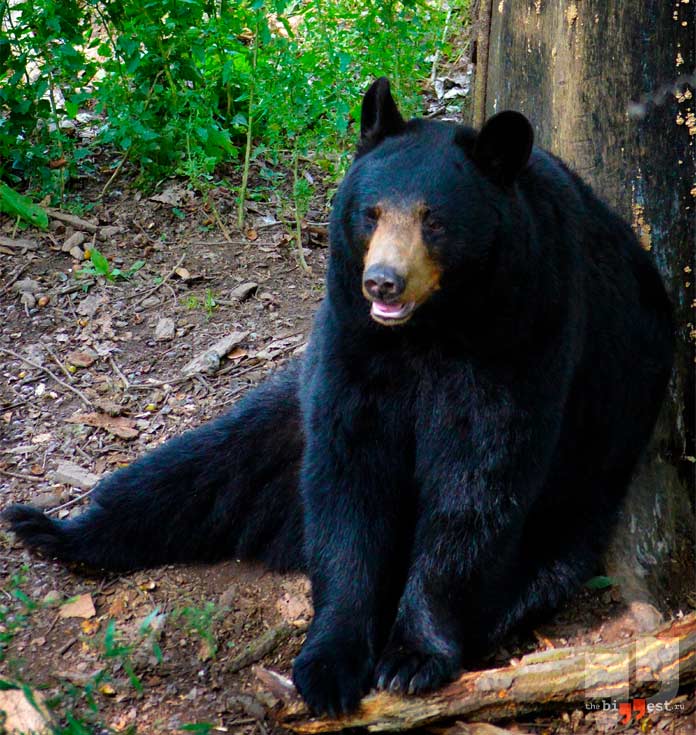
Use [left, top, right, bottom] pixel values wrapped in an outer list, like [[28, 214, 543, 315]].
[[183, 294, 200, 310], [0, 567, 36, 661], [172, 601, 225, 660], [203, 289, 217, 319], [78, 248, 145, 282]]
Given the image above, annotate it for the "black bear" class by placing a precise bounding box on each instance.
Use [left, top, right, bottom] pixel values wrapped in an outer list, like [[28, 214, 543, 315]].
[[4, 78, 674, 717]]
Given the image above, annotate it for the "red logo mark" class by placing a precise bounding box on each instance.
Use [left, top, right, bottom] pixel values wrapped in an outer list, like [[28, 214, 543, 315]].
[[619, 698, 646, 725]]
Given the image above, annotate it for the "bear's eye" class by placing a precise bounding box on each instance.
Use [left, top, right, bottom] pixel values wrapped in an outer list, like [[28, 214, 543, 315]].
[[422, 208, 445, 235], [364, 206, 381, 224]]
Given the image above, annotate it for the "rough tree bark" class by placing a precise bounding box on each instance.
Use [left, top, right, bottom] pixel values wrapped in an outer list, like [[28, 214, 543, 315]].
[[477, 0, 695, 605], [259, 612, 696, 732]]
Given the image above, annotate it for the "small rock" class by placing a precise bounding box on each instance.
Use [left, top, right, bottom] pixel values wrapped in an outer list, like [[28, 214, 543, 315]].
[[226, 694, 266, 721], [32, 491, 62, 510], [69, 244, 85, 260], [99, 225, 123, 241], [155, 317, 175, 341], [53, 460, 101, 489], [67, 349, 98, 368], [628, 600, 663, 632], [23, 343, 45, 364], [13, 278, 41, 294], [230, 282, 258, 301], [0, 689, 52, 734], [219, 584, 237, 608], [140, 296, 160, 308], [76, 292, 103, 317], [92, 398, 122, 416], [20, 291, 36, 308], [62, 231, 86, 252]]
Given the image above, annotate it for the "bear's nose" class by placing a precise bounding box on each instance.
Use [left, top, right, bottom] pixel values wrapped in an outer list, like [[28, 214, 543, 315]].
[[363, 265, 406, 302]]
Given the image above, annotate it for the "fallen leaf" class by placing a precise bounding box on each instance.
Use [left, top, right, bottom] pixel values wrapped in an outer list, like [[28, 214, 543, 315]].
[[67, 349, 98, 368], [59, 593, 96, 619], [107, 595, 128, 618], [276, 578, 313, 625], [227, 347, 248, 361], [150, 185, 195, 207], [92, 398, 123, 416], [81, 618, 100, 635], [66, 412, 139, 439]]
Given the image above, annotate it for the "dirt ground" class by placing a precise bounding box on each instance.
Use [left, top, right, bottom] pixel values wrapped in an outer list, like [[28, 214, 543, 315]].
[[0, 171, 694, 734]]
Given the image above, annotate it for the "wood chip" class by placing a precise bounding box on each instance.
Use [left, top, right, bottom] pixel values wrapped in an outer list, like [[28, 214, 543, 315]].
[[62, 231, 87, 252], [181, 331, 249, 377], [231, 282, 258, 301]]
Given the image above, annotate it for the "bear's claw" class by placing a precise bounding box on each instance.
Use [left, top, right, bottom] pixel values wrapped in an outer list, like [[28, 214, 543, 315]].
[[375, 646, 458, 695]]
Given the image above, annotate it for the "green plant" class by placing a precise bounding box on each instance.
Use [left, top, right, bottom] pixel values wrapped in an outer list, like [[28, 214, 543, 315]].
[[2, 1, 459, 199], [97, 611, 164, 694], [0, 567, 37, 661], [172, 601, 224, 659], [179, 724, 214, 734], [203, 289, 217, 318], [78, 248, 145, 282], [0, 0, 98, 197], [0, 183, 49, 228]]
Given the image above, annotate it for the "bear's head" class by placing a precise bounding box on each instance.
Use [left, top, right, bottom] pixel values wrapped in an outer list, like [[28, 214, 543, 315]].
[[329, 78, 535, 330]]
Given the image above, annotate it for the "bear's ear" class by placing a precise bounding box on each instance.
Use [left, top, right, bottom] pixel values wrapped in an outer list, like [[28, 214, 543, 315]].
[[471, 110, 534, 185], [359, 77, 406, 153]]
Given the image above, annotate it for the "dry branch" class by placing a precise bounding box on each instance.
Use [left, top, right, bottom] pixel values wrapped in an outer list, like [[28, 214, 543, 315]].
[[46, 208, 99, 233], [227, 622, 308, 674], [255, 612, 696, 732]]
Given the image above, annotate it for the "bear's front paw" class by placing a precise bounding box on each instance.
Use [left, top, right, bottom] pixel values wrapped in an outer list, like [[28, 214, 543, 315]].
[[293, 639, 374, 717], [375, 644, 459, 695]]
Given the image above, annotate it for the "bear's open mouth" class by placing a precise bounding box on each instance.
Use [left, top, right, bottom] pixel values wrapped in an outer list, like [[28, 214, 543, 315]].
[[370, 300, 416, 325]]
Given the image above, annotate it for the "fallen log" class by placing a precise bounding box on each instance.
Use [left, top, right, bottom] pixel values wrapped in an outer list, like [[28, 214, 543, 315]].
[[254, 611, 696, 732]]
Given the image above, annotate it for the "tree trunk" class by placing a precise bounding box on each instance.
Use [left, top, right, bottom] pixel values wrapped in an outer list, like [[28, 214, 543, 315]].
[[477, 0, 695, 605]]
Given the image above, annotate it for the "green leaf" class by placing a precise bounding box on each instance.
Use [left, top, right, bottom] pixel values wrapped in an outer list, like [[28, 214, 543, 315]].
[[89, 248, 111, 277], [585, 576, 618, 590], [0, 184, 48, 229], [0, 679, 20, 690], [180, 724, 214, 734]]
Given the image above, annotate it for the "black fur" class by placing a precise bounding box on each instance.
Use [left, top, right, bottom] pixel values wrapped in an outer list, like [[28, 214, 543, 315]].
[[3, 78, 674, 716]]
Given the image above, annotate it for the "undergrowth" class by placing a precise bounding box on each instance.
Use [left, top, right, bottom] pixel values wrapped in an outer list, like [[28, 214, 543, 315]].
[[0, 0, 466, 204]]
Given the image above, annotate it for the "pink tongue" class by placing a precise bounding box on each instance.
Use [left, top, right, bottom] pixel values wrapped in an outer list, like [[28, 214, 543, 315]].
[[373, 301, 403, 315]]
